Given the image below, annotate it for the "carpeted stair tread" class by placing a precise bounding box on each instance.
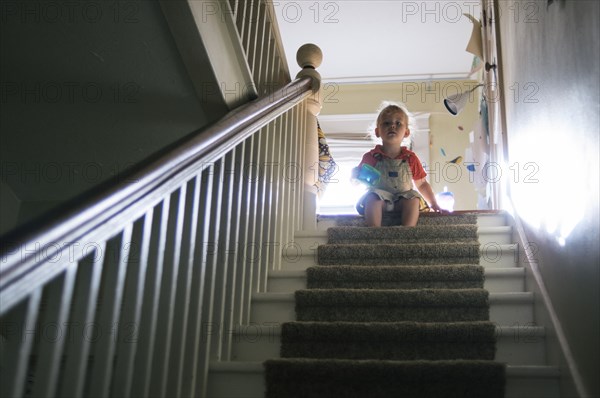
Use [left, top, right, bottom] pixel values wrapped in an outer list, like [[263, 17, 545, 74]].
[[327, 224, 479, 244], [295, 288, 489, 307], [280, 321, 497, 360], [306, 265, 485, 289], [320, 212, 478, 227], [318, 242, 480, 265], [295, 288, 489, 322], [264, 358, 506, 398]]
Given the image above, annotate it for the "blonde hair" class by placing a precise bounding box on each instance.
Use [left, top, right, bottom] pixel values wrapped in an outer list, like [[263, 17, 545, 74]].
[[376, 101, 413, 128], [369, 101, 415, 147]]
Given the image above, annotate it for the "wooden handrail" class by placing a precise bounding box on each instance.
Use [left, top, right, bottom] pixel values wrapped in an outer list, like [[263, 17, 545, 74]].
[[0, 76, 314, 295]]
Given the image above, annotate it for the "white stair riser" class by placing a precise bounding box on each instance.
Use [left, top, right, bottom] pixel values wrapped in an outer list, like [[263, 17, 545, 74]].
[[206, 367, 559, 398], [505, 377, 560, 398], [280, 254, 314, 270], [495, 334, 548, 366], [250, 298, 534, 325], [480, 231, 512, 245], [490, 301, 534, 325], [486, 274, 525, 292], [230, 328, 546, 366], [207, 370, 264, 398], [267, 273, 525, 293], [267, 275, 306, 292], [291, 236, 326, 250], [480, 244, 519, 267], [250, 299, 295, 324], [476, 215, 509, 227]]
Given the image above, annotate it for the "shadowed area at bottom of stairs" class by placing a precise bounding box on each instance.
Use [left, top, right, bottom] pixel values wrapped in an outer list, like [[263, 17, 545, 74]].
[[264, 358, 506, 398], [279, 320, 497, 360]]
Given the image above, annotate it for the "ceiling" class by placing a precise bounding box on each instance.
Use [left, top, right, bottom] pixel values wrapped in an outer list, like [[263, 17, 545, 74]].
[[274, 1, 479, 83]]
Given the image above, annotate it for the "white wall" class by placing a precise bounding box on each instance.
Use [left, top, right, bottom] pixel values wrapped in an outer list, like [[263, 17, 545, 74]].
[[498, 1, 599, 396]]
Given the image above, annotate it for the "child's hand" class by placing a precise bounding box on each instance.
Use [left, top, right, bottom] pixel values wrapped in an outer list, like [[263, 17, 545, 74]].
[[430, 202, 449, 214]]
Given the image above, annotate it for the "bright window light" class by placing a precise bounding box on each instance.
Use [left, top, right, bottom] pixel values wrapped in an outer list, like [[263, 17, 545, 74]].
[[318, 161, 367, 214], [509, 126, 585, 246]]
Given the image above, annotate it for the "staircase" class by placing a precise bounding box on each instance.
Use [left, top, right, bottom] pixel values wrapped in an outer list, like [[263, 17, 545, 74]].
[[207, 212, 560, 398]]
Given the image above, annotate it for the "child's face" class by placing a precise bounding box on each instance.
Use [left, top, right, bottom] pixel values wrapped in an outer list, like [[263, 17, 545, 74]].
[[375, 110, 410, 145]]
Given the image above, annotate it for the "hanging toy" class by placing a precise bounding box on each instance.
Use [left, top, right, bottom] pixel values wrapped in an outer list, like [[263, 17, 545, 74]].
[[448, 156, 463, 164], [435, 186, 455, 212]]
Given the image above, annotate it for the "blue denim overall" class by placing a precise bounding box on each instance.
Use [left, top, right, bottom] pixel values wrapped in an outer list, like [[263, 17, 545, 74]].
[[356, 154, 425, 215]]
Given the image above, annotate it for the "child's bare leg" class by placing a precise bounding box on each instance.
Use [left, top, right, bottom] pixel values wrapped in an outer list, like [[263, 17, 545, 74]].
[[364, 194, 384, 227], [396, 197, 420, 226]]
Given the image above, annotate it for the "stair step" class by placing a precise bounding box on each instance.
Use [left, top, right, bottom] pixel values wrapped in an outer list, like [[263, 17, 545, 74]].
[[250, 292, 534, 325], [206, 362, 559, 398], [290, 226, 513, 254], [316, 212, 508, 229], [268, 267, 525, 293], [282, 243, 520, 270], [309, 265, 485, 290], [326, 225, 479, 244], [294, 288, 489, 323], [318, 242, 481, 266], [230, 324, 546, 366], [325, 225, 513, 245]]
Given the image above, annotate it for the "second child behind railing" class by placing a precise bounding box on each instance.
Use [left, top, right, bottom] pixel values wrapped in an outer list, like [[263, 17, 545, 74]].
[[352, 102, 445, 227]]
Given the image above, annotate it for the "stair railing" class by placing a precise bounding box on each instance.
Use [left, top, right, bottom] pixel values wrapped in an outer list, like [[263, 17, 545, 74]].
[[0, 45, 323, 398]]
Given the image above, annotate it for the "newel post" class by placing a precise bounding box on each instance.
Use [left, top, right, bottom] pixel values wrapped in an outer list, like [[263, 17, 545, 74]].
[[296, 43, 323, 230]]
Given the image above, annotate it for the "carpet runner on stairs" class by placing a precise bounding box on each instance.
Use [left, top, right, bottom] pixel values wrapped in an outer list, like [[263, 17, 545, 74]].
[[294, 288, 490, 322], [306, 265, 485, 289], [264, 213, 506, 398]]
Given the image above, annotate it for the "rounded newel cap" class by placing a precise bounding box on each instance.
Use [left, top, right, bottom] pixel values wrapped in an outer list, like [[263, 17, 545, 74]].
[[296, 43, 322, 69]]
